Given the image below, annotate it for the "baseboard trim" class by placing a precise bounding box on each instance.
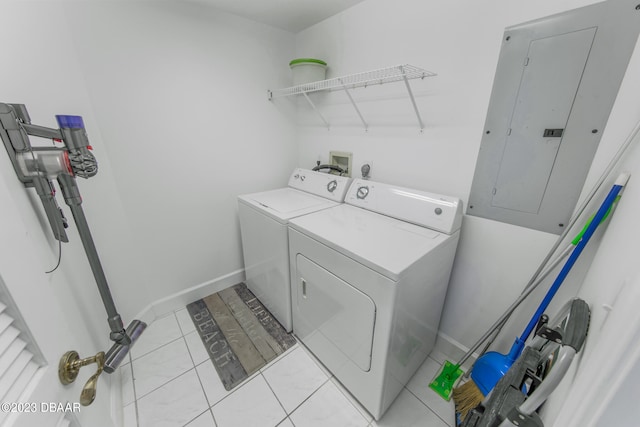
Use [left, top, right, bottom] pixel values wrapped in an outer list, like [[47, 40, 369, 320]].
[[432, 330, 478, 371], [151, 269, 245, 318], [128, 269, 246, 326], [109, 366, 124, 427]]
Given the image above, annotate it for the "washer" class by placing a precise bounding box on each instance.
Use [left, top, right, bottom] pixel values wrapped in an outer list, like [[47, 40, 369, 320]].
[[288, 179, 462, 419], [238, 168, 352, 332]]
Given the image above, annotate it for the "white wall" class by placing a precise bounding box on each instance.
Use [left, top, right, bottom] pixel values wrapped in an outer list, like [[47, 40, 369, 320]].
[[294, 0, 640, 423], [292, 0, 638, 362], [61, 1, 297, 311], [1, 1, 295, 424]]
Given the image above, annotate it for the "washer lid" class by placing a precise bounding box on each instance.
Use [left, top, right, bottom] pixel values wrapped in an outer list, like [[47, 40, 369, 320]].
[[238, 187, 339, 223], [289, 204, 454, 280]]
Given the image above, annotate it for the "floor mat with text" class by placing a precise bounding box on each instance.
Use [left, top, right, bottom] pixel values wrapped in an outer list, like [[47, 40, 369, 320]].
[[186, 283, 296, 390]]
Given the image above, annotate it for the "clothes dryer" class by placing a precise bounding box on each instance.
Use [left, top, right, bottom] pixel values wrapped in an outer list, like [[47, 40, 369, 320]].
[[288, 179, 462, 419], [238, 168, 351, 332]]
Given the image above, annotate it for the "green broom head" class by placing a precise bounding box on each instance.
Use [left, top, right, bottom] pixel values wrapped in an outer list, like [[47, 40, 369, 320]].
[[429, 360, 463, 400]]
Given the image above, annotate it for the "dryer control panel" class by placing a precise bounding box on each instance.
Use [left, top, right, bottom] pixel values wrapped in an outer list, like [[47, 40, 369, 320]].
[[288, 168, 352, 202], [345, 179, 463, 234]]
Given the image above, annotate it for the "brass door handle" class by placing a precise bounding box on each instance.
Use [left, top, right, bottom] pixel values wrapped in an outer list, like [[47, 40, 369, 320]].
[[59, 350, 105, 406]]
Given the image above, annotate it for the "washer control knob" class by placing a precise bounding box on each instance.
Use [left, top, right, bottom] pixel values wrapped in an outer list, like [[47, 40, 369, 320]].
[[356, 186, 369, 199], [327, 180, 338, 193], [435, 207, 443, 215]]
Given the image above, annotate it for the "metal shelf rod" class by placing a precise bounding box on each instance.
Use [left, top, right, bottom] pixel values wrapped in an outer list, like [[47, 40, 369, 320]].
[[302, 92, 330, 130], [400, 65, 425, 131], [340, 79, 368, 131]]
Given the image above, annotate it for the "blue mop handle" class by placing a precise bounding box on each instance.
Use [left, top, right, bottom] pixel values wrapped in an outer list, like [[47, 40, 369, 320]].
[[519, 176, 628, 344]]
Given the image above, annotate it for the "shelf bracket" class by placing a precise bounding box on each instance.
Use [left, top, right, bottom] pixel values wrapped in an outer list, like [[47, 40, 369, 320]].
[[302, 92, 330, 130], [339, 79, 369, 131], [400, 65, 425, 131]]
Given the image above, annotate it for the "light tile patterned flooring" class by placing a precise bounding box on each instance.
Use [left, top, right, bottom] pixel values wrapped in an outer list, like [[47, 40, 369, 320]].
[[121, 309, 455, 427]]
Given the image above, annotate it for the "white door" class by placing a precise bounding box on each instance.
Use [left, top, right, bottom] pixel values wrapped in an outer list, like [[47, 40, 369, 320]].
[[0, 169, 116, 427]]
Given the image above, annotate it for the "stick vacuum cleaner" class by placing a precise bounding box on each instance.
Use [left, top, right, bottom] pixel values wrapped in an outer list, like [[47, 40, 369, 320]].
[[0, 103, 145, 373]]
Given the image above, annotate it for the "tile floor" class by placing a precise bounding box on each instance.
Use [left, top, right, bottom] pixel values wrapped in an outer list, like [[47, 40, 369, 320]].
[[121, 309, 455, 427]]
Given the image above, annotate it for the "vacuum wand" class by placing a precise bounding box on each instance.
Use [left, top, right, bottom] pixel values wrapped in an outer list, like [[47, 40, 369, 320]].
[[57, 174, 130, 345]]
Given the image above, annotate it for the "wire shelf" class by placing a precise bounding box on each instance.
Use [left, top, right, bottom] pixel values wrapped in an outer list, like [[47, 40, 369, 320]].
[[269, 64, 436, 99], [268, 64, 436, 131]]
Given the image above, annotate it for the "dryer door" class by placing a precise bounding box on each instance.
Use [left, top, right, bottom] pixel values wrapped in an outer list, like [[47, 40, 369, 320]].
[[294, 254, 376, 372]]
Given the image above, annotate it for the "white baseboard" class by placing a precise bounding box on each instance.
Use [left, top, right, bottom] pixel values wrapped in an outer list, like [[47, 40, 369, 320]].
[[108, 367, 123, 427], [128, 268, 246, 333], [129, 269, 246, 325], [145, 269, 246, 319], [432, 330, 478, 371], [132, 302, 155, 330]]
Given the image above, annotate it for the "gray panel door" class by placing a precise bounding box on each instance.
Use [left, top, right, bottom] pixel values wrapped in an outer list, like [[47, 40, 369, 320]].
[[492, 28, 596, 214], [467, 1, 640, 234]]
